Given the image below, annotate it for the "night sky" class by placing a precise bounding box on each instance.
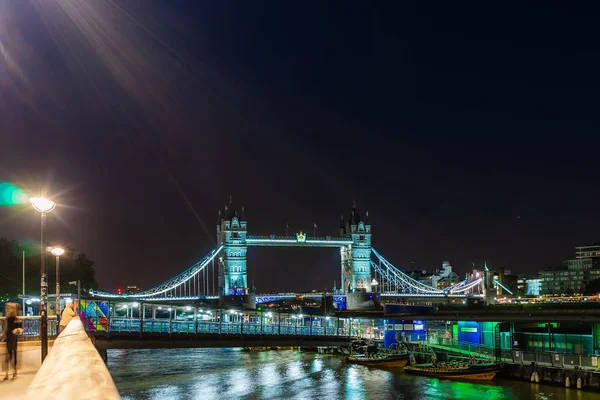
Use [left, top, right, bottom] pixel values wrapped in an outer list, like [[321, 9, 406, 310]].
[[1, 1, 599, 293]]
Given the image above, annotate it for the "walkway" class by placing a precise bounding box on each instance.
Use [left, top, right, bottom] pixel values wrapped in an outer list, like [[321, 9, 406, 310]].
[[0, 340, 51, 399], [428, 340, 600, 371], [1, 369, 38, 400]]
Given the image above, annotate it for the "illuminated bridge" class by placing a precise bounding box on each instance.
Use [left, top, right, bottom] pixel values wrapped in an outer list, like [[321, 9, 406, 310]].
[[87, 198, 493, 326]]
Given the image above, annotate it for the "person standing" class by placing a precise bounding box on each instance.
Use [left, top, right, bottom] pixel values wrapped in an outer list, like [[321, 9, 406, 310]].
[[59, 301, 77, 333], [1, 303, 23, 380]]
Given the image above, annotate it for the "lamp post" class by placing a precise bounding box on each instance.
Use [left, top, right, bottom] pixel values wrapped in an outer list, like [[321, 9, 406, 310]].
[[30, 197, 56, 362], [51, 247, 65, 327], [69, 281, 81, 314], [371, 278, 379, 293]]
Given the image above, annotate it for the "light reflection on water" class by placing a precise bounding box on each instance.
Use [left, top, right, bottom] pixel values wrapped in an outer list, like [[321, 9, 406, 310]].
[[108, 348, 600, 400]]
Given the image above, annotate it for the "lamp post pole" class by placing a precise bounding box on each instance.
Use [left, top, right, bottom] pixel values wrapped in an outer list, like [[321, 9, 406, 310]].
[[55, 253, 60, 325], [30, 197, 56, 362], [51, 248, 65, 328], [40, 211, 49, 360], [22, 250, 25, 313]]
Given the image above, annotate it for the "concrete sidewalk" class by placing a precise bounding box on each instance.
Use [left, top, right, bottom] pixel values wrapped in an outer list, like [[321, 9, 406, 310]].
[[1, 368, 38, 400], [1, 341, 52, 398]]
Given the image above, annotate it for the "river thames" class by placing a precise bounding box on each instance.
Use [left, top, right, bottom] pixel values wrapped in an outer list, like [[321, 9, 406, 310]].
[[108, 348, 600, 400]]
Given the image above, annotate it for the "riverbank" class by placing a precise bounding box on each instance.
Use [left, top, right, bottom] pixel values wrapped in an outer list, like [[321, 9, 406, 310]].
[[499, 362, 600, 391]]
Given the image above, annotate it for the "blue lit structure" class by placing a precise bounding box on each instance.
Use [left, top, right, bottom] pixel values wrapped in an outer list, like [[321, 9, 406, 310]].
[[383, 319, 427, 348], [218, 198, 376, 296], [217, 196, 248, 295], [91, 197, 485, 302], [457, 321, 481, 344], [340, 202, 372, 293]]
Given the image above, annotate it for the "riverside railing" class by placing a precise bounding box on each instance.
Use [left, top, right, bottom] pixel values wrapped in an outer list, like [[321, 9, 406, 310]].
[[0, 316, 58, 341], [427, 334, 600, 370], [89, 316, 356, 338]]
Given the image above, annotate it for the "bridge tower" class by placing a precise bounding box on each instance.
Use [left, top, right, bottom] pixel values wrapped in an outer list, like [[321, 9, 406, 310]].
[[341, 202, 372, 293], [217, 196, 248, 295]]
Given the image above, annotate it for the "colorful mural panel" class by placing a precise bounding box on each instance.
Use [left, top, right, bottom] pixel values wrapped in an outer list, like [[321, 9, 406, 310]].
[[80, 299, 109, 331]]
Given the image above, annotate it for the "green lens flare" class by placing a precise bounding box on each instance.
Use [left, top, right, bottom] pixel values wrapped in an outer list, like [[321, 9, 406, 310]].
[[0, 182, 28, 205]]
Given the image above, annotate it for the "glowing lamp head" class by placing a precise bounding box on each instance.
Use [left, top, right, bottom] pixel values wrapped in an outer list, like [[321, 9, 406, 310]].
[[51, 247, 65, 257], [30, 197, 56, 213]]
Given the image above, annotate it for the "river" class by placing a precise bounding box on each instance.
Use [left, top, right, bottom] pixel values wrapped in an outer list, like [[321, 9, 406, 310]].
[[108, 348, 600, 400]]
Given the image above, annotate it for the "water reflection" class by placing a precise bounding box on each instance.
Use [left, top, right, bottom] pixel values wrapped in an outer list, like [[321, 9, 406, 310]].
[[109, 348, 600, 400]]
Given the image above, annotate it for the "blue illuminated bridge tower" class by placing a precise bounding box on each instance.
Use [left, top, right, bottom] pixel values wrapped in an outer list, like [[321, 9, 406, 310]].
[[216, 196, 248, 297], [340, 201, 372, 293]]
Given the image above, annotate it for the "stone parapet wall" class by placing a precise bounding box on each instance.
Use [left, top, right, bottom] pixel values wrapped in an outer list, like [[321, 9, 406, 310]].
[[24, 319, 121, 400]]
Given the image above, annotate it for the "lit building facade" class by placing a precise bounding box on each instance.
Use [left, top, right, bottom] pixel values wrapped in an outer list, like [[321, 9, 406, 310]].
[[576, 243, 600, 267], [540, 268, 600, 296], [526, 278, 542, 296], [540, 242, 600, 296]]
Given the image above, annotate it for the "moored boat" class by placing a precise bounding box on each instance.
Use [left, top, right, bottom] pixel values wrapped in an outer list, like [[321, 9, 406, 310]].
[[403, 362, 500, 381], [346, 354, 409, 368]]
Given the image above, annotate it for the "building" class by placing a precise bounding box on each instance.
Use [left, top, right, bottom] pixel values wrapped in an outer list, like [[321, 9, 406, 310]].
[[494, 269, 519, 296], [516, 276, 527, 296], [126, 286, 139, 294], [526, 278, 542, 296], [540, 267, 600, 296], [576, 242, 600, 267], [540, 242, 600, 296], [411, 260, 459, 289]]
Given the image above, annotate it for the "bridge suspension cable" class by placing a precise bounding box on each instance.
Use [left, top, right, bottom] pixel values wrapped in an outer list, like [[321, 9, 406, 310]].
[[493, 278, 513, 295], [371, 248, 483, 296], [90, 245, 223, 299], [371, 248, 444, 294], [448, 278, 482, 293]]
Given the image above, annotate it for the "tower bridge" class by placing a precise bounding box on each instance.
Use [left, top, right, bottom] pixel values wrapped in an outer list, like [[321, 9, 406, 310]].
[[90, 197, 485, 309]]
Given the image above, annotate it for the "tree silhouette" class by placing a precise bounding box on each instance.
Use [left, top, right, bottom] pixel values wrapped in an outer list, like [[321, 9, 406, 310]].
[[0, 237, 99, 300]]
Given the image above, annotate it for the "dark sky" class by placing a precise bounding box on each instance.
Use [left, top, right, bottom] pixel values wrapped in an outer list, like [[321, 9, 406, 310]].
[[1, 1, 599, 293]]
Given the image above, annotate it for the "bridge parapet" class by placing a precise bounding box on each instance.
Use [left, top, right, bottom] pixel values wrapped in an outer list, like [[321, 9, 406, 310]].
[[24, 319, 120, 400]]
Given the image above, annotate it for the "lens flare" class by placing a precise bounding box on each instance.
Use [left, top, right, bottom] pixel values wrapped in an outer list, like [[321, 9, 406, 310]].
[[0, 182, 28, 205]]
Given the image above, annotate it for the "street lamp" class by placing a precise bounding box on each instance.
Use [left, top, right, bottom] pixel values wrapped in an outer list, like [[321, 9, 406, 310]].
[[51, 247, 65, 327], [30, 196, 56, 362], [371, 278, 379, 293]]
